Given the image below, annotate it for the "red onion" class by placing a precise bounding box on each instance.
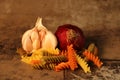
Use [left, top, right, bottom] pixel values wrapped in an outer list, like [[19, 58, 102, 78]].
[[55, 24, 85, 50]]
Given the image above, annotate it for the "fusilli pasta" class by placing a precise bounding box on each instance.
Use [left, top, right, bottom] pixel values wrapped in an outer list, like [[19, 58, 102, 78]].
[[67, 44, 78, 70], [76, 54, 91, 73], [55, 62, 69, 71], [83, 50, 103, 68]]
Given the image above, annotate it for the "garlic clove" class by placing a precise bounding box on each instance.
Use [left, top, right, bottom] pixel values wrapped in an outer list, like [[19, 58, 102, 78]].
[[31, 28, 39, 42], [22, 36, 33, 52], [42, 31, 57, 49], [39, 30, 46, 41], [22, 30, 32, 46], [32, 38, 41, 51]]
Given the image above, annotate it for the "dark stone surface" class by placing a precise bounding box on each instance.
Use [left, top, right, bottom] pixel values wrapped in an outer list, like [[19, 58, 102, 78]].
[[65, 61, 120, 80]]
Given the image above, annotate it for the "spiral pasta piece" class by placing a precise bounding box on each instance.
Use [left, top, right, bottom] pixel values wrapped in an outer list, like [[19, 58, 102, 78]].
[[41, 55, 67, 64], [55, 62, 69, 71], [31, 60, 41, 65], [67, 45, 78, 70], [88, 43, 95, 52], [60, 50, 68, 57], [87, 43, 98, 56], [83, 50, 103, 68], [76, 54, 91, 73], [33, 63, 57, 70]]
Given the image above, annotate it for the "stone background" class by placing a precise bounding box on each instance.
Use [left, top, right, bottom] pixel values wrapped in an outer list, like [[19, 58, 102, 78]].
[[0, 0, 120, 59]]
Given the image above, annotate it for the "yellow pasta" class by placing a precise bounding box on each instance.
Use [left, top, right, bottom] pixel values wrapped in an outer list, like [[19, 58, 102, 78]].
[[21, 54, 44, 64], [33, 49, 58, 56], [47, 48, 60, 55], [35, 48, 60, 55], [76, 54, 91, 73]]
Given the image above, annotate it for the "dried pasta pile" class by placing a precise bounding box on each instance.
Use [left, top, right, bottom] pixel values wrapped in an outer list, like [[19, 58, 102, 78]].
[[17, 43, 103, 73]]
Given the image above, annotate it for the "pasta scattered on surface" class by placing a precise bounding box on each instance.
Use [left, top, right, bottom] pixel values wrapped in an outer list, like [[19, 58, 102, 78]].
[[33, 63, 57, 70], [17, 43, 103, 72], [83, 50, 103, 68], [87, 43, 98, 56], [31, 59, 57, 70], [21, 48, 62, 64], [41, 55, 67, 64], [40, 48, 60, 55], [55, 62, 69, 71], [21, 54, 43, 64], [67, 45, 78, 70], [33, 50, 58, 56], [76, 54, 91, 73]]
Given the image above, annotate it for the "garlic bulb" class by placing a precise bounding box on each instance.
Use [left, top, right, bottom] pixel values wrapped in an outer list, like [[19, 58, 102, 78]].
[[22, 17, 57, 53]]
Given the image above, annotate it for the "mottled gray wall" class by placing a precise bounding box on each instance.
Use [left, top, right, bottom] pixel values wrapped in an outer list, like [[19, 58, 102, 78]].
[[0, 0, 120, 59]]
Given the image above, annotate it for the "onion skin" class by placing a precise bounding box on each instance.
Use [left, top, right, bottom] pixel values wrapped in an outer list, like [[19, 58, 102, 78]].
[[55, 24, 85, 50]]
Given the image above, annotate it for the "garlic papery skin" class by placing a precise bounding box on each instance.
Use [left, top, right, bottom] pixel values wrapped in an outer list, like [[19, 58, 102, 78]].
[[35, 17, 47, 31]]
